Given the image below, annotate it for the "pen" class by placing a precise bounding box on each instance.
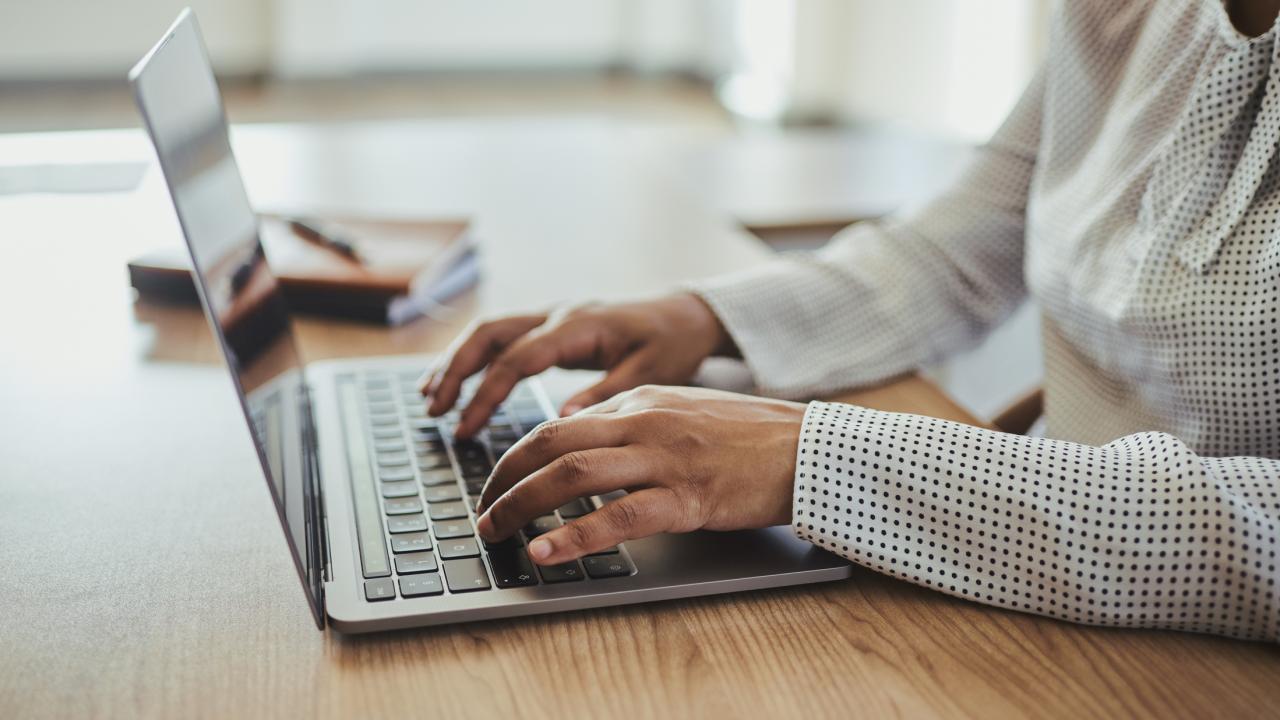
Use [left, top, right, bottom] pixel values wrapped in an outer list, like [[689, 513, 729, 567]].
[[286, 217, 364, 264]]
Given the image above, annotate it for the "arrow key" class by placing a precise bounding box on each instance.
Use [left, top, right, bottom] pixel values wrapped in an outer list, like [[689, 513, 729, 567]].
[[488, 547, 539, 588]]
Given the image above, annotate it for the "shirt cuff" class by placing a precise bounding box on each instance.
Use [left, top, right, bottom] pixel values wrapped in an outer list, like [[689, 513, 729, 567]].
[[792, 400, 844, 551]]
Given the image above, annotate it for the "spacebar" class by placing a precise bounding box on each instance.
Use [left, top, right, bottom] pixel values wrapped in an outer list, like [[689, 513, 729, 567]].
[[338, 379, 391, 578]]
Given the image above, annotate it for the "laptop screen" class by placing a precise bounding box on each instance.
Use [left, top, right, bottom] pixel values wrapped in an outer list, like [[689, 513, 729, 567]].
[[130, 9, 325, 627]]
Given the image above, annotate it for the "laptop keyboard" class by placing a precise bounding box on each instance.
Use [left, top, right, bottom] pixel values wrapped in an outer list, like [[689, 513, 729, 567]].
[[336, 370, 635, 602]]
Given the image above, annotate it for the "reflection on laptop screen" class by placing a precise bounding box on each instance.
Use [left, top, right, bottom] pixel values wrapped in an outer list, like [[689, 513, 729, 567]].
[[130, 9, 324, 625]]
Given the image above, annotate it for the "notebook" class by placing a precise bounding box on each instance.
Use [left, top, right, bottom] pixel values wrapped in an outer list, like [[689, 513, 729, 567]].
[[128, 215, 477, 325]]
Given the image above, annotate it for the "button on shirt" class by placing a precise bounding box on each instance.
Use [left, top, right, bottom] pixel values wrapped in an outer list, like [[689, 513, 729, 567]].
[[694, 0, 1280, 641]]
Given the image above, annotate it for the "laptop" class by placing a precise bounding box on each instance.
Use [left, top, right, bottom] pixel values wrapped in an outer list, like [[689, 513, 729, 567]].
[[130, 9, 851, 633]]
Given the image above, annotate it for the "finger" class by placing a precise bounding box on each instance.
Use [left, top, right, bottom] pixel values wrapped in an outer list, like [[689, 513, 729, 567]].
[[526, 489, 681, 564], [559, 348, 658, 416], [455, 326, 579, 437], [414, 360, 443, 398], [476, 414, 629, 513], [427, 315, 544, 416], [475, 447, 652, 542]]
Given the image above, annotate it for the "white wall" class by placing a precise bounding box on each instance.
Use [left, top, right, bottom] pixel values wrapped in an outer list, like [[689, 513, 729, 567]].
[[273, 0, 627, 77], [1, 0, 1048, 144], [0, 0, 716, 79], [0, 0, 270, 78], [838, 0, 1046, 140], [719, 0, 1048, 140]]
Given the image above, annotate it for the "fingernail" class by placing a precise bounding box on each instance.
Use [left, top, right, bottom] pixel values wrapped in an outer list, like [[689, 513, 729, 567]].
[[562, 404, 582, 416], [475, 512, 494, 539], [528, 537, 552, 561]]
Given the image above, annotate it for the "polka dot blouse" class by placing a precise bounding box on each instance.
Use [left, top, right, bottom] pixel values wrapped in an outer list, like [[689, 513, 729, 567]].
[[694, 0, 1279, 642]]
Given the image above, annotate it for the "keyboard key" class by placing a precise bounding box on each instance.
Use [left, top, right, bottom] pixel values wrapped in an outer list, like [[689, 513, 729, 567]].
[[539, 561, 585, 583], [423, 485, 462, 503], [366, 390, 393, 402], [379, 467, 415, 482], [372, 427, 403, 440], [370, 414, 399, 427], [377, 453, 411, 468], [375, 439, 406, 453], [442, 558, 491, 592], [390, 532, 431, 553], [459, 459, 491, 478], [488, 548, 538, 588], [364, 577, 396, 601], [453, 439, 486, 462], [428, 501, 468, 521], [402, 405, 427, 418], [417, 415, 448, 430], [468, 495, 483, 512], [482, 534, 523, 551], [341, 379, 391, 580], [368, 402, 397, 415], [381, 481, 420, 499], [516, 412, 546, 428], [394, 551, 438, 574], [586, 545, 620, 556], [384, 497, 423, 515], [583, 554, 633, 579], [419, 468, 457, 487], [523, 515, 561, 537], [437, 536, 480, 559], [464, 477, 487, 496], [399, 574, 444, 598], [557, 498, 592, 518], [416, 453, 450, 470], [413, 436, 444, 450], [432, 519, 474, 539], [491, 441, 514, 457], [386, 514, 427, 534], [488, 424, 518, 441]]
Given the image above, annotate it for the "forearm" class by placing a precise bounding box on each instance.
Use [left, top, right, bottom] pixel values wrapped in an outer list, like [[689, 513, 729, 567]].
[[792, 401, 1280, 642], [689, 68, 1045, 399]]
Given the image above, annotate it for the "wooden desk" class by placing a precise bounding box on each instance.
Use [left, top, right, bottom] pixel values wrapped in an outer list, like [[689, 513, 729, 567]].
[[1, 123, 1276, 720]]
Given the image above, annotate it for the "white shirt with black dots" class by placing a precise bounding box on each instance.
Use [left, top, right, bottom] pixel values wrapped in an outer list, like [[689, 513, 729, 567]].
[[694, 0, 1279, 642]]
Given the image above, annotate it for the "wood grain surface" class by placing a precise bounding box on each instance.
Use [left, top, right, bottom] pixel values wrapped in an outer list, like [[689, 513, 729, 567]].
[[0, 124, 1276, 720]]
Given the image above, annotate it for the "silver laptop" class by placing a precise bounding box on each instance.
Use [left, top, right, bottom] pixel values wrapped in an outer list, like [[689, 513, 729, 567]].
[[130, 9, 850, 633]]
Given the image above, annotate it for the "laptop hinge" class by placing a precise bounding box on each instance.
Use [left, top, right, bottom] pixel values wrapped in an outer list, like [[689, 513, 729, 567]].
[[299, 383, 332, 615]]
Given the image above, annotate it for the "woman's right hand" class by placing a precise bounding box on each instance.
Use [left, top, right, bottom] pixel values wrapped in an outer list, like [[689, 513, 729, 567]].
[[418, 293, 736, 438]]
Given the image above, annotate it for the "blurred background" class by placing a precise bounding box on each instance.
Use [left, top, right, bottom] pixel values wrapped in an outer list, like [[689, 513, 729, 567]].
[[0, 0, 1051, 419], [0, 0, 1047, 139]]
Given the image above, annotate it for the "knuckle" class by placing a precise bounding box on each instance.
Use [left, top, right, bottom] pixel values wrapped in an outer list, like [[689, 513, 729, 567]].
[[630, 384, 665, 404], [564, 520, 594, 550], [492, 483, 526, 522], [609, 499, 644, 533], [489, 352, 521, 375], [527, 419, 563, 450], [669, 486, 706, 531], [554, 451, 592, 485]]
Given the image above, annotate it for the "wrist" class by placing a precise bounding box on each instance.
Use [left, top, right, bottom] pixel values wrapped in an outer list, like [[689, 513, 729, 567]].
[[671, 292, 740, 359]]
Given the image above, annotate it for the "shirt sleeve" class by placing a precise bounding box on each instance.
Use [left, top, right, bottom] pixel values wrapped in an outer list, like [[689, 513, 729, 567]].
[[794, 401, 1280, 642], [691, 68, 1045, 400]]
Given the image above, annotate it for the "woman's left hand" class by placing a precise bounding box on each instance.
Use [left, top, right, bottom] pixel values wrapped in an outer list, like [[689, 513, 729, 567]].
[[474, 385, 807, 565]]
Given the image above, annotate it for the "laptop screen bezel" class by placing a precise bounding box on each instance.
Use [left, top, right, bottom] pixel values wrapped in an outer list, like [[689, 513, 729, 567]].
[[129, 8, 326, 629]]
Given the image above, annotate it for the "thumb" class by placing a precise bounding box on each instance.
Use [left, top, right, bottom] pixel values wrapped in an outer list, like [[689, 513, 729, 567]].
[[560, 350, 656, 416]]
